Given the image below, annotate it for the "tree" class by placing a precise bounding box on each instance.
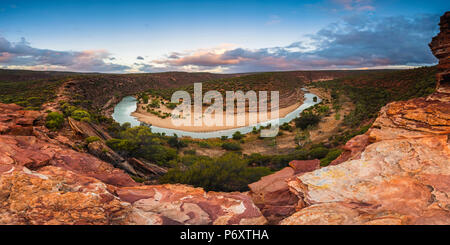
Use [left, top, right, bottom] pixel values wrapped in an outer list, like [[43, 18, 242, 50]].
[[294, 111, 320, 129], [232, 131, 244, 140], [160, 153, 271, 191]]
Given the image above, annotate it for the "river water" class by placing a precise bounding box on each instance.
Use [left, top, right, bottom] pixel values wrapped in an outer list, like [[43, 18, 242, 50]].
[[112, 88, 321, 139]]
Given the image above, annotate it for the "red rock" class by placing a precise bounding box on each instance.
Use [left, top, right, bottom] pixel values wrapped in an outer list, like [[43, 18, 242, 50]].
[[281, 16, 450, 224], [330, 134, 370, 165], [8, 125, 34, 136], [429, 11, 450, 93], [126, 185, 267, 225], [248, 167, 298, 224], [288, 159, 320, 173], [0, 103, 267, 225]]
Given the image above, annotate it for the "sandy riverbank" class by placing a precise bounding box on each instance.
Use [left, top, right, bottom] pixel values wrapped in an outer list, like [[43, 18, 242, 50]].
[[131, 94, 306, 133]]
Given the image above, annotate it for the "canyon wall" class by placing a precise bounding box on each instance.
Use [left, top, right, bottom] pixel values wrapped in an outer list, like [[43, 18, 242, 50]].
[[279, 12, 450, 225], [0, 12, 449, 225], [0, 103, 267, 225]]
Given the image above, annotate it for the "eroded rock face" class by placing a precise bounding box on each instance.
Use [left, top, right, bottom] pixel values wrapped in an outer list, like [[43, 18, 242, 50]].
[[0, 103, 267, 225], [281, 14, 450, 224], [248, 167, 298, 224], [281, 87, 450, 225], [330, 134, 369, 165], [430, 11, 450, 93], [0, 164, 133, 225], [248, 160, 320, 224], [119, 185, 267, 225]]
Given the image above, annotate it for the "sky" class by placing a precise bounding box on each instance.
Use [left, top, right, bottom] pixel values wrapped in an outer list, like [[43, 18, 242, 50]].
[[0, 0, 449, 73]]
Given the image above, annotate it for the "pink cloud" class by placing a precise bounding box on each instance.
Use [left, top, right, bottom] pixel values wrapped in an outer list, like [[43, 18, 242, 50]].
[[0, 52, 14, 62]]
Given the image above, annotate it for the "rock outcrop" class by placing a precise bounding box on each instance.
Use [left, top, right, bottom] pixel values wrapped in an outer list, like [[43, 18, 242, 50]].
[[0, 103, 267, 225], [1, 12, 449, 226], [430, 11, 450, 93], [248, 160, 319, 224], [279, 12, 450, 225]]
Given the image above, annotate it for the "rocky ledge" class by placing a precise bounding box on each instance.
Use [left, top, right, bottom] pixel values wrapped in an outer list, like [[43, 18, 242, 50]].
[[0, 103, 267, 225], [281, 92, 449, 224], [0, 11, 449, 226]]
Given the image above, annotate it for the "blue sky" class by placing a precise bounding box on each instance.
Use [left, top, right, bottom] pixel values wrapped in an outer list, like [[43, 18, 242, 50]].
[[0, 0, 449, 73]]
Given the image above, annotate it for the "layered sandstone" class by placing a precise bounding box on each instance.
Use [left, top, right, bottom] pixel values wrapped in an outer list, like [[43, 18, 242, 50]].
[[279, 13, 450, 225], [430, 11, 450, 93], [0, 103, 267, 225]]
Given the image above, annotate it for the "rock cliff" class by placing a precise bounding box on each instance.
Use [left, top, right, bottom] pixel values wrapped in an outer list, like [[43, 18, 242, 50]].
[[0, 103, 267, 225], [430, 11, 450, 93], [0, 12, 449, 226], [279, 12, 450, 225]]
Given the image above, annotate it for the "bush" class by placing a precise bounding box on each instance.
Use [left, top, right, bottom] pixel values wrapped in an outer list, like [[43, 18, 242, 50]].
[[168, 135, 187, 149], [294, 111, 320, 130], [160, 153, 271, 192], [183, 149, 196, 155], [320, 149, 343, 166], [142, 94, 149, 104], [280, 122, 292, 131], [45, 112, 64, 130], [221, 142, 242, 151], [85, 136, 100, 144], [149, 99, 160, 108], [71, 109, 91, 121], [60, 103, 77, 117], [166, 102, 177, 109], [308, 146, 329, 159], [232, 131, 244, 140], [198, 141, 212, 148], [106, 138, 137, 153]]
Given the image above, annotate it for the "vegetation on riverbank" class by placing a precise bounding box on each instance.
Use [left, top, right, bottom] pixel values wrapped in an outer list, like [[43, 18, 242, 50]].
[[1, 67, 438, 192]]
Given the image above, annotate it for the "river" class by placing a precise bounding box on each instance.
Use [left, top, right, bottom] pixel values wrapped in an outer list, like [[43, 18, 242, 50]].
[[112, 88, 321, 139]]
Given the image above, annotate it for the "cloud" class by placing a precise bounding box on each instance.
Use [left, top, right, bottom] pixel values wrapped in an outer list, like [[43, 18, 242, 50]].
[[266, 15, 281, 25], [0, 36, 130, 72], [152, 14, 439, 73], [136, 56, 144, 60], [332, 0, 375, 11], [152, 44, 241, 68]]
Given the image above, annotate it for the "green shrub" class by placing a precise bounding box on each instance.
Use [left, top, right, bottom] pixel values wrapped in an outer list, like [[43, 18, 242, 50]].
[[221, 142, 242, 151], [308, 146, 329, 159], [142, 94, 149, 104], [60, 103, 77, 117], [183, 149, 196, 155], [45, 112, 64, 130], [71, 109, 91, 121], [106, 138, 137, 153], [198, 141, 212, 148], [166, 102, 177, 109], [295, 111, 320, 130], [320, 149, 343, 166], [280, 122, 292, 131], [232, 131, 244, 140], [168, 135, 188, 149], [160, 153, 271, 192], [149, 99, 160, 108], [85, 136, 100, 144]]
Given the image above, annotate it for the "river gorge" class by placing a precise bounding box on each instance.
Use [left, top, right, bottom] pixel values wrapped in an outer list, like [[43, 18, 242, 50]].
[[112, 88, 322, 139]]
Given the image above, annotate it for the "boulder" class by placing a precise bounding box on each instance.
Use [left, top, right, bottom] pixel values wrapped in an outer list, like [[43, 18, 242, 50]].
[[330, 134, 369, 165], [119, 185, 267, 225], [248, 167, 299, 224], [289, 159, 320, 173]]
